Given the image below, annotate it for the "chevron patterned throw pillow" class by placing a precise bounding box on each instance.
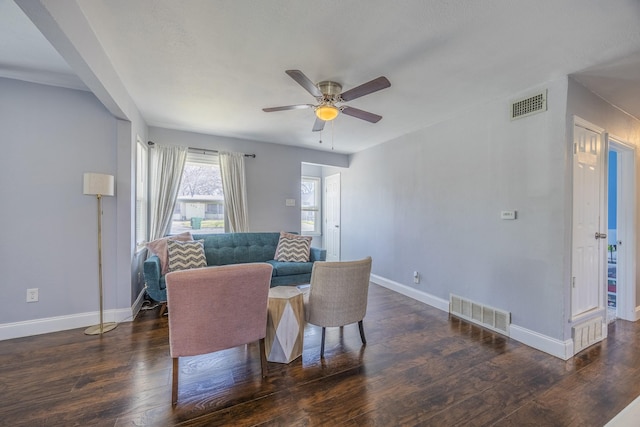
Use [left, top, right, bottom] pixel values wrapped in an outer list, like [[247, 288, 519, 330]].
[[274, 232, 312, 262], [167, 239, 207, 272], [146, 231, 192, 275]]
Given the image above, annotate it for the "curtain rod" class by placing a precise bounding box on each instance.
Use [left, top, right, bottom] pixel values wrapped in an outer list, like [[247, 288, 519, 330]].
[[147, 141, 256, 158]]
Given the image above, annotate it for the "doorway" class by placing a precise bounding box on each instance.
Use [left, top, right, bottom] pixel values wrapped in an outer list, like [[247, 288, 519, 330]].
[[324, 173, 341, 261], [606, 138, 636, 322], [607, 149, 618, 321]]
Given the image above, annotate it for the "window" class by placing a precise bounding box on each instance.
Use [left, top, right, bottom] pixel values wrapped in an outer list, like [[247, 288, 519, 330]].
[[135, 138, 148, 250], [170, 152, 225, 234], [301, 176, 321, 235]]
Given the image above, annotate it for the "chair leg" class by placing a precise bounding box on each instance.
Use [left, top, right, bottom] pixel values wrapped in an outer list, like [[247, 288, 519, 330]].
[[172, 357, 179, 406], [259, 338, 268, 377], [159, 302, 167, 317], [320, 327, 326, 358], [358, 320, 366, 345]]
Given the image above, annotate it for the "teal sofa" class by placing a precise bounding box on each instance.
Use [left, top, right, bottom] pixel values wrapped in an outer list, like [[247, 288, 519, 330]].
[[143, 232, 326, 304]]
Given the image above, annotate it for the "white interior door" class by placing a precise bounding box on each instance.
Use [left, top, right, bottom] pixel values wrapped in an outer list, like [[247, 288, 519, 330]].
[[571, 120, 605, 318], [324, 173, 340, 261]]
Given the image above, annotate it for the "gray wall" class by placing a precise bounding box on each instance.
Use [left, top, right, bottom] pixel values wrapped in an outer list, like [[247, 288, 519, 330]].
[[14, 0, 153, 315], [334, 76, 640, 345], [334, 78, 570, 340], [5, 73, 638, 348], [0, 78, 346, 335], [0, 79, 346, 333], [149, 127, 348, 234], [0, 78, 118, 324]]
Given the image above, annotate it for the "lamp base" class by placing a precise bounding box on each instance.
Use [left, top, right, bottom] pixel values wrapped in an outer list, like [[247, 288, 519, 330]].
[[84, 322, 117, 335]]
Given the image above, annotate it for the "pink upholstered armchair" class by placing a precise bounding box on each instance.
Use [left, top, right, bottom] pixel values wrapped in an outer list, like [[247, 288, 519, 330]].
[[165, 262, 273, 405]]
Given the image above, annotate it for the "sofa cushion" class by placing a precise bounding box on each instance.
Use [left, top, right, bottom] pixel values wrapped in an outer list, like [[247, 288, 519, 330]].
[[146, 232, 192, 275], [274, 232, 312, 262], [167, 240, 207, 272], [266, 260, 314, 277]]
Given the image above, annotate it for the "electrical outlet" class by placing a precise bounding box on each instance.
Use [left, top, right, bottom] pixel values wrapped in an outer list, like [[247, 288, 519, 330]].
[[413, 271, 420, 284], [26, 288, 39, 303]]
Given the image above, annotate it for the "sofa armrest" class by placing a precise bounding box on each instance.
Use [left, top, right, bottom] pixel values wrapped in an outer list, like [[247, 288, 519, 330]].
[[143, 255, 165, 302], [310, 247, 327, 262]]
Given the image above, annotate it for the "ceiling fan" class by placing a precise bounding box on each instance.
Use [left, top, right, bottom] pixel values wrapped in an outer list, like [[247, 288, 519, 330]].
[[263, 70, 391, 132]]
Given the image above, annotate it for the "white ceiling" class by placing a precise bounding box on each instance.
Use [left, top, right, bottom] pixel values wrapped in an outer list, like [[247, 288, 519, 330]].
[[3, 0, 640, 154], [0, 0, 86, 90]]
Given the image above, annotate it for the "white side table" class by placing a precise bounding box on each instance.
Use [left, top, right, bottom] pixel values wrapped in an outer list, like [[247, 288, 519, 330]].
[[265, 286, 304, 363]]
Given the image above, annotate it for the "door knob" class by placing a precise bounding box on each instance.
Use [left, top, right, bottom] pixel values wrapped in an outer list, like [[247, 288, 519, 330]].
[[595, 232, 607, 239]]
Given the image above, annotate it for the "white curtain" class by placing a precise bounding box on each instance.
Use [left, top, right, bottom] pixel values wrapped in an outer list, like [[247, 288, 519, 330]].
[[148, 144, 188, 240], [219, 151, 249, 232]]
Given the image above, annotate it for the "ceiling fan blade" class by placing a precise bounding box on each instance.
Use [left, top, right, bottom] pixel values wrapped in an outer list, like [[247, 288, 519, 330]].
[[312, 117, 325, 132], [340, 76, 391, 102], [341, 106, 383, 123], [262, 104, 313, 112], [286, 70, 322, 98]]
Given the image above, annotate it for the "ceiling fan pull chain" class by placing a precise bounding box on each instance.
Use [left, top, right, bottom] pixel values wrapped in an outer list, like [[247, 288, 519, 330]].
[[331, 120, 335, 151]]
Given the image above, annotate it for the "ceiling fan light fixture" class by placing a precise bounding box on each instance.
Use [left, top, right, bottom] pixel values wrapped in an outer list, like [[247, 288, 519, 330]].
[[315, 104, 339, 121]]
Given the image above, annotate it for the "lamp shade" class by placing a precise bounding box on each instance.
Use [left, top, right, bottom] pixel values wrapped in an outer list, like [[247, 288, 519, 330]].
[[315, 105, 339, 121], [83, 173, 115, 196]]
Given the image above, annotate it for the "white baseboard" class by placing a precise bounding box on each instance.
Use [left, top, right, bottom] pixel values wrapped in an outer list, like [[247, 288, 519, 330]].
[[371, 273, 575, 360], [370, 274, 449, 312], [509, 324, 574, 360], [0, 288, 147, 341], [130, 288, 147, 320], [616, 304, 640, 322]]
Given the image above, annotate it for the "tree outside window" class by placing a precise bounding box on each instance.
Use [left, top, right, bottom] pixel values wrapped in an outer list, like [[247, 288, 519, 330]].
[[170, 153, 225, 234]]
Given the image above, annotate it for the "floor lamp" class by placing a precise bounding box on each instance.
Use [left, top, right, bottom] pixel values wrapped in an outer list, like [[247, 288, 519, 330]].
[[83, 173, 117, 335]]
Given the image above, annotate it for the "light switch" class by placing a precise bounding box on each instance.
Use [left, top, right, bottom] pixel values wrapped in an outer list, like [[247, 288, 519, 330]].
[[285, 199, 296, 207], [501, 210, 516, 220]]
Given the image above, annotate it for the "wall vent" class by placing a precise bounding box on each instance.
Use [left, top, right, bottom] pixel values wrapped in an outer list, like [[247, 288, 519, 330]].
[[449, 294, 511, 336], [510, 90, 547, 120], [572, 317, 604, 354]]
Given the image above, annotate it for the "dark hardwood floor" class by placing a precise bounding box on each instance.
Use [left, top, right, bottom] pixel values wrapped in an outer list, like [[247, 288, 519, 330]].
[[1, 284, 640, 426]]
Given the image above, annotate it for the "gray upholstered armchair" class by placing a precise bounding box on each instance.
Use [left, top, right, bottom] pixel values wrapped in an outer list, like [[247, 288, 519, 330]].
[[305, 257, 372, 357], [165, 262, 273, 405]]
